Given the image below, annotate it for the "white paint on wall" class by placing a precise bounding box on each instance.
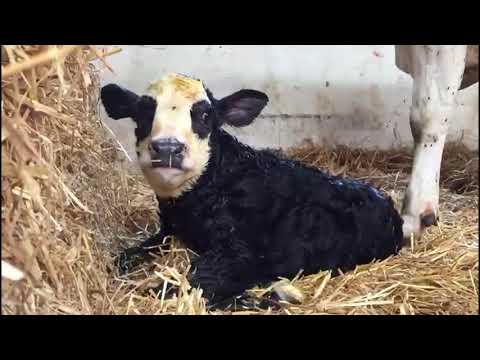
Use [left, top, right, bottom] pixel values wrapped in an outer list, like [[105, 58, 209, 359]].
[[97, 45, 478, 163]]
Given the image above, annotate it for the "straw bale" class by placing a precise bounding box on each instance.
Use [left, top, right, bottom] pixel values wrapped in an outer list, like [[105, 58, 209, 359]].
[[1, 45, 130, 314], [1, 46, 477, 315]]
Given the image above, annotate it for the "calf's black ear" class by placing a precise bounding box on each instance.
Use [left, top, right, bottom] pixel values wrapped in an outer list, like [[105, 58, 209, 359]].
[[216, 89, 268, 127], [101, 84, 140, 120]]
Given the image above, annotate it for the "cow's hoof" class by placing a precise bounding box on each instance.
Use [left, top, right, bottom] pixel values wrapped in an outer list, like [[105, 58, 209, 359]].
[[420, 211, 438, 227], [402, 209, 439, 243]]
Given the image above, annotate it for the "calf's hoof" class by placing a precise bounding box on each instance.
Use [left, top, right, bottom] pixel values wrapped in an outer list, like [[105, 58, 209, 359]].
[[116, 246, 149, 275], [208, 293, 282, 312]]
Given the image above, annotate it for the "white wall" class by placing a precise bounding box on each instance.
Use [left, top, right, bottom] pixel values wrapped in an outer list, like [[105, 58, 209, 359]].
[[98, 45, 478, 162]]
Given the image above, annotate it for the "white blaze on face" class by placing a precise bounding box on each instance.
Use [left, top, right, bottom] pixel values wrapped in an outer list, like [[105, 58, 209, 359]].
[[137, 73, 212, 199]]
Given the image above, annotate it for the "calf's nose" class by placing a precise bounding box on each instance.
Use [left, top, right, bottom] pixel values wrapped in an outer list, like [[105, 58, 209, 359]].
[[151, 137, 185, 155], [150, 137, 185, 169]]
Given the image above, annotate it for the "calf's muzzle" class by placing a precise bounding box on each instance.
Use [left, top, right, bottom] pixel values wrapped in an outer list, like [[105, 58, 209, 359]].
[[150, 137, 186, 170]]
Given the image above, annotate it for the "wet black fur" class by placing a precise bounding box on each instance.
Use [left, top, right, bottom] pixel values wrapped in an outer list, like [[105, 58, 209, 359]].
[[101, 82, 404, 308], [148, 128, 404, 304]]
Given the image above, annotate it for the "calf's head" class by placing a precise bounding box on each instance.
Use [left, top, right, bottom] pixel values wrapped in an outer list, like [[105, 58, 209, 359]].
[[101, 73, 268, 198]]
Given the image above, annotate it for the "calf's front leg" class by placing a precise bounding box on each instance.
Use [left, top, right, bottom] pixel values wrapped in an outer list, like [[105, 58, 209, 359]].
[[116, 228, 170, 275], [188, 243, 262, 307]]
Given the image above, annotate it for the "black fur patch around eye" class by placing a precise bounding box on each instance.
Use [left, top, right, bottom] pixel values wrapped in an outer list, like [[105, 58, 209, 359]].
[[191, 100, 214, 139], [134, 96, 157, 144]]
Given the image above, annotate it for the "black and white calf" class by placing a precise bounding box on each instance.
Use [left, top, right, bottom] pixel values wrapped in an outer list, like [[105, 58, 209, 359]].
[[101, 73, 404, 307]]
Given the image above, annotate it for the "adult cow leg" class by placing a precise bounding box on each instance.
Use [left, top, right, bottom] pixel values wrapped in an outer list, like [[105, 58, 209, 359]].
[[399, 45, 468, 240]]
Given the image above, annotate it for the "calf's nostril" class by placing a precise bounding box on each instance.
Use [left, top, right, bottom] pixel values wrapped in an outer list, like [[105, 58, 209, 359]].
[[151, 142, 162, 154], [173, 144, 185, 155]]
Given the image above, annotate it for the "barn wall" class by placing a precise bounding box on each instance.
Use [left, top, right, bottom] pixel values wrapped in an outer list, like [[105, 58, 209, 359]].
[[98, 45, 478, 162]]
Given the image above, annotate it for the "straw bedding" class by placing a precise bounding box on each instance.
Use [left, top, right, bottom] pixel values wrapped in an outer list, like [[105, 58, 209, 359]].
[[1, 45, 478, 315]]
